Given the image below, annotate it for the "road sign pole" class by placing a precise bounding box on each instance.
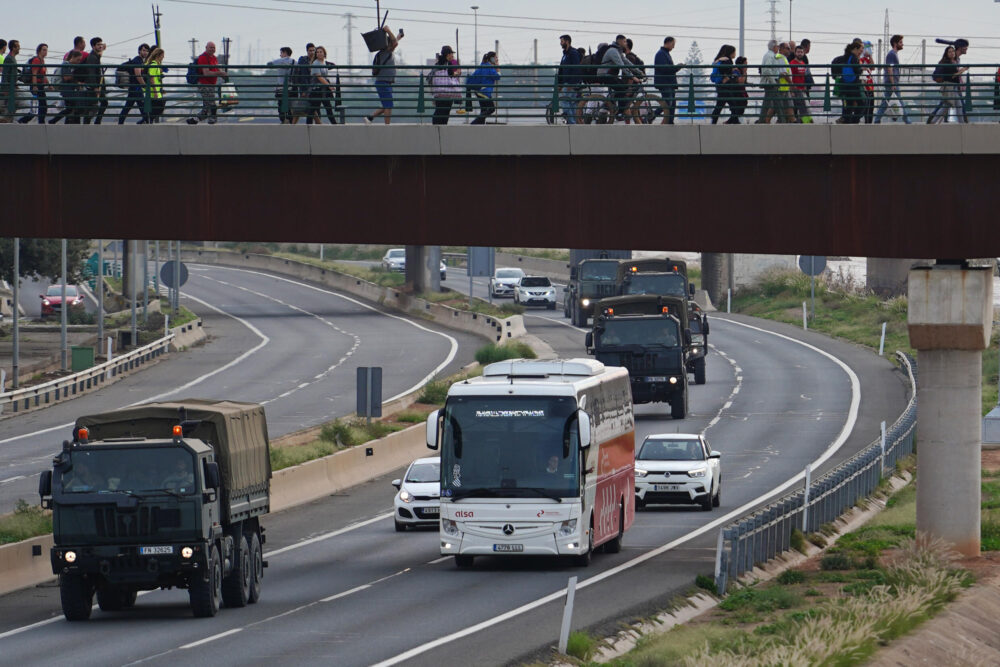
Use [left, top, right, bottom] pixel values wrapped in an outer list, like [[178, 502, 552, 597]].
[[97, 239, 104, 347], [60, 240, 67, 372], [11, 237, 18, 388], [174, 240, 181, 314], [558, 576, 578, 655], [131, 240, 138, 349], [810, 256, 815, 320]]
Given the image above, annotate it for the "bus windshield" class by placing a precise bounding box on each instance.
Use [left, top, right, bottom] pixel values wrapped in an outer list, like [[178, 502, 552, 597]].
[[440, 395, 580, 498], [624, 273, 686, 297], [598, 318, 680, 348], [580, 262, 618, 281], [60, 447, 198, 496]]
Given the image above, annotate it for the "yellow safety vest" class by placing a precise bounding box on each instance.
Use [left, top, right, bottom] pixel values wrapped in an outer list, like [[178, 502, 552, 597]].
[[147, 63, 163, 99]]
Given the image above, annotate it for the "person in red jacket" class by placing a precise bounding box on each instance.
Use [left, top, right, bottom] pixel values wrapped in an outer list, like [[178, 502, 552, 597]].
[[188, 41, 228, 124], [789, 45, 812, 122]]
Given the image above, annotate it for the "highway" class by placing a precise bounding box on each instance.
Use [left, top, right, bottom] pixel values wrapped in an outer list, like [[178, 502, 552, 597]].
[[0, 264, 481, 513], [0, 262, 910, 665]]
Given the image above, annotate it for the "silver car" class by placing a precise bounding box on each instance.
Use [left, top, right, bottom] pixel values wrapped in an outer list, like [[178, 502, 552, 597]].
[[489, 268, 525, 298]]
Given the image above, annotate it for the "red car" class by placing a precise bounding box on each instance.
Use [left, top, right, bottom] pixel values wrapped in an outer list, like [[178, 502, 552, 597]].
[[40, 285, 85, 319]]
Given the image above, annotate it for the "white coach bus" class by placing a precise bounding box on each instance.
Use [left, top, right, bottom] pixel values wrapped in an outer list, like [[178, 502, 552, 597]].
[[426, 358, 635, 568]]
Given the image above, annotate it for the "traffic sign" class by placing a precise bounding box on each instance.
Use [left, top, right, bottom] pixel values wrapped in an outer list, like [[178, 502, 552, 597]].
[[798, 256, 827, 276], [160, 262, 189, 289]]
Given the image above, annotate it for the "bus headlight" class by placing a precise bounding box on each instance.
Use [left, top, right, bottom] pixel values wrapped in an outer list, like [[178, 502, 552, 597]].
[[558, 519, 578, 537], [181, 547, 194, 559], [64, 550, 77, 563], [688, 467, 707, 478], [442, 519, 460, 536]]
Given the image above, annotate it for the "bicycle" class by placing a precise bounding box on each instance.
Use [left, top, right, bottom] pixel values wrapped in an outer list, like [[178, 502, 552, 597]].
[[628, 85, 667, 125]]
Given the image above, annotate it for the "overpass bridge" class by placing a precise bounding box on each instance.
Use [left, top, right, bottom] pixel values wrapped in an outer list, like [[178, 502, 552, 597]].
[[2, 123, 998, 259], [2, 122, 997, 556]]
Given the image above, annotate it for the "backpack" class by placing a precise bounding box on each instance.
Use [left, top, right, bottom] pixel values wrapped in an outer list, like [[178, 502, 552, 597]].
[[595, 43, 615, 76], [579, 52, 599, 81], [114, 59, 134, 89], [185, 57, 200, 85], [18, 58, 36, 85], [710, 62, 725, 85], [372, 50, 390, 77], [830, 54, 847, 82]]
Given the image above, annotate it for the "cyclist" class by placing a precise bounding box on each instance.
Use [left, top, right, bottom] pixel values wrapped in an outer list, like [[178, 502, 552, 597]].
[[598, 35, 643, 122], [622, 39, 647, 123]]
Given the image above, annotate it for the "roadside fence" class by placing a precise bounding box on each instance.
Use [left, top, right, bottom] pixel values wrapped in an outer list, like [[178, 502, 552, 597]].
[[714, 351, 917, 594], [2, 63, 999, 125]]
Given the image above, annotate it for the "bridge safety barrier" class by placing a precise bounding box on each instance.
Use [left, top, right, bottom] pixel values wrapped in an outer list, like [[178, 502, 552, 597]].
[[3, 62, 998, 125], [714, 351, 917, 594]]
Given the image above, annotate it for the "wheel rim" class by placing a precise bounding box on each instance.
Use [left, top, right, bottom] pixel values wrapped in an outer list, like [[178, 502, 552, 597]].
[[212, 556, 222, 607], [241, 549, 251, 595]]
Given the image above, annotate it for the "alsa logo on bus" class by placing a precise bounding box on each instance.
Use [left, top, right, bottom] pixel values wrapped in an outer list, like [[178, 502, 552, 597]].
[[597, 484, 618, 537]]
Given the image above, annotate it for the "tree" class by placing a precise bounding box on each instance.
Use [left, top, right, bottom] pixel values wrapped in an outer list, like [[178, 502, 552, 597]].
[[686, 41, 708, 86], [0, 238, 91, 285]]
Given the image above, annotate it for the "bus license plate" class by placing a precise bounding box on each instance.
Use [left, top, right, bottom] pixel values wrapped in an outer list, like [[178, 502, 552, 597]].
[[139, 546, 174, 555], [493, 544, 524, 553], [654, 484, 682, 491]]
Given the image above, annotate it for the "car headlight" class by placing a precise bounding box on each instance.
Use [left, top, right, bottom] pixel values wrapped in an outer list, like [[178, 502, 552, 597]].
[[669, 377, 678, 384], [64, 550, 77, 563], [581, 298, 591, 307], [181, 546, 194, 559], [558, 519, 578, 536], [691, 347, 700, 355], [688, 467, 708, 478], [399, 489, 413, 503], [442, 519, 460, 536], [42, 299, 50, 306], [635, 468, 649, 478]]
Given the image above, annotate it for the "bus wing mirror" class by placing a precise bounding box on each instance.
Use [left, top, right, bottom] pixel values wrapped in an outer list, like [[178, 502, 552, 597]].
[[684, 329, 692, 346], [204, 462, 221, 490], [578, 411, 592, 449], [689, 282, 695, 297], [38, 470, 52, 500], [585, 332, 593, 350], [426, 409, 440, 450], [703, 318, 710, 335]]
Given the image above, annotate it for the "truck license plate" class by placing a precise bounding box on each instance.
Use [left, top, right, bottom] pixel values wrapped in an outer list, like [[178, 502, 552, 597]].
[[493, 544, 524, 553], [646, 376, 667, 382], [139, 546, 174, 555], [654, 484, 682, 491]]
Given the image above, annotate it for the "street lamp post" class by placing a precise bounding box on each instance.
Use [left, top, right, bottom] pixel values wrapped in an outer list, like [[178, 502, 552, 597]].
[[789, 0, 793, 42], [739, 0, 745, 57], [471, 6, 479, 64]]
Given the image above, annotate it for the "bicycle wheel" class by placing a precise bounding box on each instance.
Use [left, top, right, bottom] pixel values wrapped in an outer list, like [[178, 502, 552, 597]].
[[578, 94, 614, 125], [634, 94, 666, 125], [544, 103, 556, 125]]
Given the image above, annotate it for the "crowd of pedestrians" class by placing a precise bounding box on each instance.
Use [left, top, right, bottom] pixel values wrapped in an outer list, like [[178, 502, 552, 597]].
[[0, 28, 983, 125]]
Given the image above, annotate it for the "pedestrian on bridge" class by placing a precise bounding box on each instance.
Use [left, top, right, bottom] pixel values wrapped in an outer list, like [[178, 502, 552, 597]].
[[307, 46, 341, 125], [118, 43, 150, 124], [19, 44, 49, 124], [875, 35, 910, 124], [82, 37, 108, 124], [467, 51, 500, 125], [144, 47, 166, 124], [365, 26, 401, 125], [653, 37, 683, 124], [430, 46, 461, 125], [188, 42, 228, 125], [926, 45, 966, 124], [268, 47, 295, 123], [558, 35, 582, 124], [0, 39, 17, 123]]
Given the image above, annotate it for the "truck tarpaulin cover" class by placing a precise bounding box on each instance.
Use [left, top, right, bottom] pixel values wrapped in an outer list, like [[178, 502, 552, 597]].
[[75, 399, 271, 520]]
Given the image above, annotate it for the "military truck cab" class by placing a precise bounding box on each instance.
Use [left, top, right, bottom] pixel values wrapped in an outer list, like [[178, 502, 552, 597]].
[[565, 258, 621, 327], [586, 296, 690, 419], [39, 400, 271, 621]]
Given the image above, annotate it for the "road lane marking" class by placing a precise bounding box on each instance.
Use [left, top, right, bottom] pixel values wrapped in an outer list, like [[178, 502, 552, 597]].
[[0, 476, 26, 484], [180, 628, 243, 649], [427, 556, 452, 565], [191, 265, 458, 403], [522, 312, 588, 333], [703, 343, 742, 434], [374, 317, 862, 667], [263, 512, 393, 558]]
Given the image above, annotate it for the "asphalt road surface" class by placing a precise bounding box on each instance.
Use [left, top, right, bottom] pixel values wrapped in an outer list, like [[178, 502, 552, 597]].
[[0, 268, 909, 665], [0, 264, 481, 513]]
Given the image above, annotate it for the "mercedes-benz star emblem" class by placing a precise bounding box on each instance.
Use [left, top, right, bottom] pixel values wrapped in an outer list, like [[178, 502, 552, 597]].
[[502, 523, 515, 536]]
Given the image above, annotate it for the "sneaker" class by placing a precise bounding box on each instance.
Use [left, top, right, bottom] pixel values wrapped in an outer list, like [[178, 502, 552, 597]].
[[186, 118, 198, 125], [207, 117, 216, 125], [364, 115, 373, 125]]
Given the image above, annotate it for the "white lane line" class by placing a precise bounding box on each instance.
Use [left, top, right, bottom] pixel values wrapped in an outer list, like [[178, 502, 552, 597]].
[[180, 628, 243, 649], [703, 343, 742, 434], [0, 475, 26, 484], [264, 512, 392, 558], [0, 282, 270, 448], [0, 615, 63, 641], [321, 583, 371, 603], [522, 313, 588, 333], [427, 556, 452, 565], [191, 265, 458, 403], [373, 317, 862, 667]]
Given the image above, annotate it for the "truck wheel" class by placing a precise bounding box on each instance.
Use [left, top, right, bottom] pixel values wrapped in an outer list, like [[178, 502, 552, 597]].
[[190, 546, 222, 617], [604, 504, 624, 554], [454, 555, 474, 569], [60, 573, 93, 621], [671, 395, 686, 420], [248, 532, 263, 604], [97, 583, 136, 612], [572, 304, 586, 328], [694, 358, 706, 385], [222, 535, 251, 608]]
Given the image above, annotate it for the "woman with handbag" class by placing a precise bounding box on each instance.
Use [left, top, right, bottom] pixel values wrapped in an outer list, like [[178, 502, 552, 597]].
[[309, 46, 340, 125], [430, 46, 461, 125], [926, 46, 966, 124]]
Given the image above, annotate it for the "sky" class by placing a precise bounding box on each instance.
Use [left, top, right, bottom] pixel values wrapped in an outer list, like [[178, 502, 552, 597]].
[[6, 0, 1000, 68]]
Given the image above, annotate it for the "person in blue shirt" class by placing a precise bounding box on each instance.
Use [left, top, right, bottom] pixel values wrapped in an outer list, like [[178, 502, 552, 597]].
[[838, 42, 863, 124], [875, 35, 910, 124], [653, 37, 683, 124], [467, 52, 500, 125], [557, 34, 582, 124]]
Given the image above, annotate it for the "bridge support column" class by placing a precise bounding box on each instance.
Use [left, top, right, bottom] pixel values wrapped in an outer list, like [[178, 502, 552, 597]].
[[908, 264, 993, 557], [867, 258, 930, 297], [404, 245, 441, 294]]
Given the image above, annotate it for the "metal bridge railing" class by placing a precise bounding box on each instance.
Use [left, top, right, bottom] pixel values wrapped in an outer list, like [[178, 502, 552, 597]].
[[1, 63, 998, 125], [713, 351, 917, 594]]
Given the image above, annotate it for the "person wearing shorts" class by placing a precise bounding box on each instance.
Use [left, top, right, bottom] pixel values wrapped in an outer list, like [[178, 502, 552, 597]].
[[366, 26, 401, 125]]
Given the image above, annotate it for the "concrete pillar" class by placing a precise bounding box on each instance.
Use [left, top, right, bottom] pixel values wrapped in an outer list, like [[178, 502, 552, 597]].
[[122, 239, 145, 301], [404, 245, 441, 293], [908, 264, 993, 557], [701, 253, 729, 309], [868, 258, 931, 297]]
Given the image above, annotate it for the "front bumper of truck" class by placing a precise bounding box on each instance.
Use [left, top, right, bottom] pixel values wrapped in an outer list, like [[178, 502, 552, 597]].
[[51, 542, 208, 585]]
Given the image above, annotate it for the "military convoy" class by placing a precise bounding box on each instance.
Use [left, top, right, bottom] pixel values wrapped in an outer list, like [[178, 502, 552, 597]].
[[39, 399, 271, 620]]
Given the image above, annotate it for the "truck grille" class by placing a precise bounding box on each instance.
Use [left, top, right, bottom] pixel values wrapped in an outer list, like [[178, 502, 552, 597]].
[[621, 353, 659, 374], [94, 506, 181, 538]]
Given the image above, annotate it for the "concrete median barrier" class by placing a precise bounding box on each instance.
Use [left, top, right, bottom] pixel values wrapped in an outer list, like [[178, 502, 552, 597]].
[[0, 535, 54, 597]]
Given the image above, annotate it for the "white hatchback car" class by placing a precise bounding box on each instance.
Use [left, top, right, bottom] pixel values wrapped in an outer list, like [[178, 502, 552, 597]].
[[381, 248, 447, 280], [634, 434, 721, 511], [514, 276, 557, 309], [392, 456, 441, 531], [489, 268, 525, 298]]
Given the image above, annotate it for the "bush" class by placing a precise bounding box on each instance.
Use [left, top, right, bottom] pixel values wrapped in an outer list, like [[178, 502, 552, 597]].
[[820, 551, 853, 571], [417, 379, 450, 405], [0, 499, 52, 544], [565, 631, 597, 660], [474, 341, 537, 365], [694, 573, 718, 595], [777, 569, 806, 585], [393, 411, 428, 424], [790, 529, 807, 554]]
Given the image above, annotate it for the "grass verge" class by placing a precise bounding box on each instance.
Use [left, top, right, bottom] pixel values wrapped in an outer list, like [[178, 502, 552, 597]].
[[0, 500, 52, 545], [474, 341, 537, 365]]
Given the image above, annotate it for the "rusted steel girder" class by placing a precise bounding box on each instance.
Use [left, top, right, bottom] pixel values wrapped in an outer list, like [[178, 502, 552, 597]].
[[1, 153, 994, 258]]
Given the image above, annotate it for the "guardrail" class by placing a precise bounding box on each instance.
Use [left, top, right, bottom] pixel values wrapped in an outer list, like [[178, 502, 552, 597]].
[[2, 62, 998, 125], [714, 351, 917, 594], [0, 333, 174, 417]]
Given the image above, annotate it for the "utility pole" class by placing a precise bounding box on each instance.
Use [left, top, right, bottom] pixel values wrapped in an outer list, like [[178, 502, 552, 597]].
[[343, 13, 355, 67], [495, 39, 500, 58], [188, 38, 198, 59], [533, 39, 538, 65], [151, 4, 163, 47], [739, 0, 745, 57], [11, 237, 18, 388], [789, 0, 793, 42], [471, 6, 479, 65], [767, 0, 780, 43]]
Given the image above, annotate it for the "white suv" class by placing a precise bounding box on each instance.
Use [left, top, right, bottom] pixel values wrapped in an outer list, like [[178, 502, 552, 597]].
[[489, 268, 525, 298], [634, 433, 721, 511], [514, 276, 557, 309]]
